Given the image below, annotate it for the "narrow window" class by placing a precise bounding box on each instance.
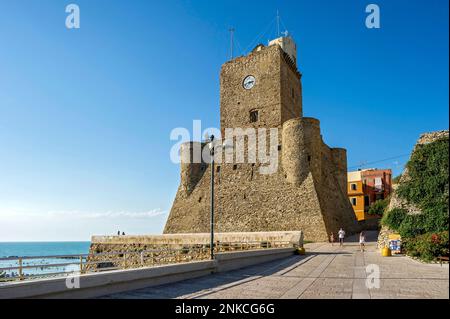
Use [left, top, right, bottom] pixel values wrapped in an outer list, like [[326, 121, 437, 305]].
[[216, 166, 221, 173], [291, 88, 295, 99], [249, 110, 259, 123], [307, 155, 311, 162], [233, 164, 238, 170], [278, 145, 282, 151], [351, 183, 357, 191], [351, 198, 357, 206]]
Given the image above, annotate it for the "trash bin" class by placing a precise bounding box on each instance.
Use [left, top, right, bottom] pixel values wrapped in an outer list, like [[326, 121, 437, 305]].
[[381, 247, 391, 257]]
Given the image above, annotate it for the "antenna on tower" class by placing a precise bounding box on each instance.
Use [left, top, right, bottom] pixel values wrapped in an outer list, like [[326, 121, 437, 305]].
[[229, 27, 235, 60], [276, 10, 280, 37]]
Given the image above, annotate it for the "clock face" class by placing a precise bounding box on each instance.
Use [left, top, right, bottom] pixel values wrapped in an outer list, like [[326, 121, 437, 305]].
[[243, 75, 256, 90]]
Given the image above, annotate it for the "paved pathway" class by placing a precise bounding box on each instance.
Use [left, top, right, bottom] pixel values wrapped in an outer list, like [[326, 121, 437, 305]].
[[102, 231, 449, 299]]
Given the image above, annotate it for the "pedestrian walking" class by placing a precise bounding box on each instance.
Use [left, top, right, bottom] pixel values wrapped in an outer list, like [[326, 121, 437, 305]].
[[117, 230, 120, 236], [359, 231, 366, 252], [330, 233, 335, 246], [338, 228, 345, 247]]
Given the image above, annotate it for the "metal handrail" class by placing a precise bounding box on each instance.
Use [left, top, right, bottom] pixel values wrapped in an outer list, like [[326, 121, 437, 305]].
[[0, 254, 89, 261], [0, 240, 293, 283]]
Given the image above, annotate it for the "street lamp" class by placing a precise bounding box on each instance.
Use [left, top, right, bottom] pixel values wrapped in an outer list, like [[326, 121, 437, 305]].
[[207, 135, 231, 260], [207, 134, 215, 260]]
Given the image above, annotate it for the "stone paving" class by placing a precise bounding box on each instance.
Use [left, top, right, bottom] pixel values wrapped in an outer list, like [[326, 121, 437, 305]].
[[102, 231, 449, 299]]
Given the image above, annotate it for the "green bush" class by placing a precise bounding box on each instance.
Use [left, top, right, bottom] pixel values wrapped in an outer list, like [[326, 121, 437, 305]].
[[381, 208, 407, 230], [382, 138, 449, 261], [382, 208, 448, 238], [368, 198, 389, 216], [422, 202, 449, 233], [403, 231, 449, 261], [396, 137, 449, 219], [398, 214, 425, 238]]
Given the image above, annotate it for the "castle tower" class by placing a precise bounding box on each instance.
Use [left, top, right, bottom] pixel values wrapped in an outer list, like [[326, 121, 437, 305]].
[[164, 36, 360, 241], [220, 36, 302, 132]]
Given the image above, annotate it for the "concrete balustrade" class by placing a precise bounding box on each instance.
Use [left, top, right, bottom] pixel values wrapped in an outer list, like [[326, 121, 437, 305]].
[[0, 247, 295, 299]]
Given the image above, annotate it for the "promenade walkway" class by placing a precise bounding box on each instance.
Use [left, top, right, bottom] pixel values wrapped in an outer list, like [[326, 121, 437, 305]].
[[102, 231, 449, 299]]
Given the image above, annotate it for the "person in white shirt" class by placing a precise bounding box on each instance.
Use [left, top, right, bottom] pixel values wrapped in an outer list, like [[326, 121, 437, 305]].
[[338, 228, 345, 247], [359, 231, 366, 252]]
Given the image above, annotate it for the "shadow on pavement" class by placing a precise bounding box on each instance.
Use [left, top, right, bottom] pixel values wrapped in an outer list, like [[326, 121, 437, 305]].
[[100, 254, 309, 299]]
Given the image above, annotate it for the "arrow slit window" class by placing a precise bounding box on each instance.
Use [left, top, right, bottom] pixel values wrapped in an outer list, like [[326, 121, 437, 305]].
[[250, 110, 259, 123]]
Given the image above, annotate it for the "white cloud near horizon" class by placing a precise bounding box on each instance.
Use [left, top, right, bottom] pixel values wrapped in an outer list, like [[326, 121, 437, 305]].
[[0, 208, 169, 241], [0, 208, 167, 221]]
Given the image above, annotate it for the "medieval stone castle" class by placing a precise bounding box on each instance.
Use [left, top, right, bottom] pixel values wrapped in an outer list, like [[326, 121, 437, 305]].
[[164, 36, 360, 241]]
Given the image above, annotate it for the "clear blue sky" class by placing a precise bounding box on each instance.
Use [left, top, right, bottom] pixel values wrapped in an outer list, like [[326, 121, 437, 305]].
[[0, 0, 448, 241]]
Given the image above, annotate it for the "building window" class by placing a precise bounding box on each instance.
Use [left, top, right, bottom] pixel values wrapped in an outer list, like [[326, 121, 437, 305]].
[[351, 183, 357, 191], [249, 110, 259, 123], [216, 166, 221, 173], [351, 198, 357, 206], [364, 196, 370, 207], [233, 164, 238, 170]]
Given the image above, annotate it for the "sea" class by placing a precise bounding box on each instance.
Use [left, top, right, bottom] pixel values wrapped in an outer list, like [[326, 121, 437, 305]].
[[0, 242, 91, 279]]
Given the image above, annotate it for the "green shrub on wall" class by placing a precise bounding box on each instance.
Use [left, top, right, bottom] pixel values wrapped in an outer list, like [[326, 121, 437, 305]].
[[403, 231, 449, 261], [381, 137, 449, 261], [422, 202, 449, 233], [383, 208, 449, 239], [368, 198, 389, 216], [381, 208, 407, 230], [396, 137, 449, 218], [397, 214, 425, 238]]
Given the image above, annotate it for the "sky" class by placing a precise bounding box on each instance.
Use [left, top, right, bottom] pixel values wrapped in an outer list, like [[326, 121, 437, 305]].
[[0, 0, 448, 241]]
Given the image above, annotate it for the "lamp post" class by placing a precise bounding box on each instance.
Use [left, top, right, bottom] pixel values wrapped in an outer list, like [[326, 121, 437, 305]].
[[208, 134, 215, 260]]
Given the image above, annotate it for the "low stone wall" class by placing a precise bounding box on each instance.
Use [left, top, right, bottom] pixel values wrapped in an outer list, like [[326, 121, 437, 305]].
[[1, 248, 295, 299], [87, 231, 302, 272]]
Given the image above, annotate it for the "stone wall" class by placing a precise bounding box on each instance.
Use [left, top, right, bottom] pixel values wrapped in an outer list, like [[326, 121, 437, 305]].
[[87, 231, 303, 271]]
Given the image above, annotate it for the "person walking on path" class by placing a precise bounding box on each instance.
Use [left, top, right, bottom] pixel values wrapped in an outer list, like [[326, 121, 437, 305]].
[[359, 231, 366, 252], [338, 228, 345, 247], [330, 233, 335, 246], [117, 230, 120, 236]]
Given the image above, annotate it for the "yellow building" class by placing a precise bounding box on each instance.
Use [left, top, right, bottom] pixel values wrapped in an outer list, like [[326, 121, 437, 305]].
[[347, 169, 392, 221], [347, 171, 365, 221]]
